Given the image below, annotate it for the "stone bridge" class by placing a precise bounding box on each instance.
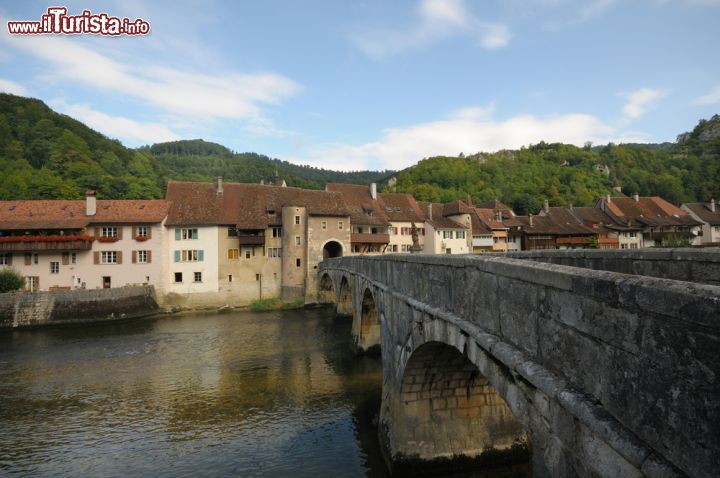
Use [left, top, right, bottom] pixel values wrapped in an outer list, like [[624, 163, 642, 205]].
[[317, 250, 720, 478]]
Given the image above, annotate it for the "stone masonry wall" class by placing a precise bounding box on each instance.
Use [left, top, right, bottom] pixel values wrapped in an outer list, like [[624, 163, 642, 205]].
[[506, 248, 720, 285], [0, 285, 158, 328]]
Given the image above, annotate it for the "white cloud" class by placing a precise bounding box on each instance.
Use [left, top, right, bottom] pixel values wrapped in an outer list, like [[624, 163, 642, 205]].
[[621, 88, 669, 119], [352, 0, 511, 59], [578, 0, 618, 21], [0, 78, 27, 95], [694, 84, 720, 105], [300, 108, 647, 171], [0, 33, 300, 121], [53, 101, 181, 146]]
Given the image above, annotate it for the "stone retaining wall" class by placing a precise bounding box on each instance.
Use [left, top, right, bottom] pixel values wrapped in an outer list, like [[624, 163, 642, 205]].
[[0, 285, 159, 328]]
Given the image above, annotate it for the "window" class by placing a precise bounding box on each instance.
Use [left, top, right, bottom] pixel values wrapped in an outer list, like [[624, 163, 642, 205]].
[[338, 221, 344, 230], [177, 228, 198, 240], [446, 248, 452, 254], [174, 250, 204, 262], [228, 248, 239, 259], [621, 244, 628, 249], [174, 272, 183, 283], [388, 226, 396, 235], [268, 247, 282, 258], [33, 253, 38, 264], [228, 274, 233, 282], [296, 258, 301, 267], [194, 272, 202, 283], [255, 274, 261, 281], [137, 250, 148, 263], [0, 253, 11, 265], [295, 236, 301, 246], [294, 215, 301, 225], [71, 253, 77, 264], [272, 227, 282, 238], [244, 249, 252, 259], [137, 226, 148, 238], [26, 276, 39, 292], [101, 227, 118, 238], [630, 244, 638, 249], [321, 221, 327, 230], [443, 231, 453, 239], [456, 231, 465, 239], [101, 251, 118, 264], [629, 232, 637, 239], [401, 245, 410, 252], [50, 261, 59, 274], [228, 226, 238, 237]]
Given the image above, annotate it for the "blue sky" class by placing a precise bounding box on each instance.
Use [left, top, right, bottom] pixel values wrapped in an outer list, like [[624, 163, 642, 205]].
[[1, 0, 719, 171]]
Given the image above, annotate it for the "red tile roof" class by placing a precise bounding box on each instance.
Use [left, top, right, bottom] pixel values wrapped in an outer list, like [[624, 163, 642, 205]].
[[601, 197, 701, 227], [475, 199, 515, 217], [377, 193, 426, 223], [682, 202, 720, 226], [326, 183, 389, 226], [418, 202, 466, 229], [166, 181, 350, 227], [0, 199, 170, 230]]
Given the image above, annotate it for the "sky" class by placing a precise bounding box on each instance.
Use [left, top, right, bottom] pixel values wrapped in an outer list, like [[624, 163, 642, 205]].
[[1, 0, 719, 171]]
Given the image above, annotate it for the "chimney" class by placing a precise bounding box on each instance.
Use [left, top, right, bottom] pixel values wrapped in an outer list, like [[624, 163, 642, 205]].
[[217, 177, 223, 195], [466, 194, 473, 207], [85, 190, 96, 216], [711, 199, 716, 213], [370, 182, 377, 200], [528, 214, 533, 226], [428, 203, 433, 220], [633, 192, 639, 202], [543, 199, 549, 214], [607, 194, 611, 203]]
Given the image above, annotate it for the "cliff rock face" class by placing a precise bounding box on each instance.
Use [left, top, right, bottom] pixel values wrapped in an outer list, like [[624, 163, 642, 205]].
[[678, 114, 720, 143]]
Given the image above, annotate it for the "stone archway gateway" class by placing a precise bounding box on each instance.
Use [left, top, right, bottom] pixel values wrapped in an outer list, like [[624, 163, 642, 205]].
[[323, 240, 343, 260]]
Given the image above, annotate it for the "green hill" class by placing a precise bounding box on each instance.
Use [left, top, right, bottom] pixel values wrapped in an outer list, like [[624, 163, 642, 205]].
[[388, 115, 720, 215], [0, 93, 392, 200]]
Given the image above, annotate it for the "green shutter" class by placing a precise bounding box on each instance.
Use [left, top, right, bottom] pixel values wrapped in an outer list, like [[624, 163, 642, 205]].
[[198, 250, 204, 261], [175, 229, 181, 240], [192, 229, 198, 240], [174, 250, 180, 262]]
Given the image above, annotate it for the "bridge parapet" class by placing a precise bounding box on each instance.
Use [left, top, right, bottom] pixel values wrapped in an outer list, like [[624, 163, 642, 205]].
[[319, 253, 720, 477], [505, 247, 720, 286]]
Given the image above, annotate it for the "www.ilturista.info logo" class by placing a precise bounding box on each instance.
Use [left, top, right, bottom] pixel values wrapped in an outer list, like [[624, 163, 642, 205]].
[[7, 7, 150, 36]]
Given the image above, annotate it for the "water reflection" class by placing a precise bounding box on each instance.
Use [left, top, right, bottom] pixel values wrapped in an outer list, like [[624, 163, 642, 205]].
[[0, 308, 386, 477]]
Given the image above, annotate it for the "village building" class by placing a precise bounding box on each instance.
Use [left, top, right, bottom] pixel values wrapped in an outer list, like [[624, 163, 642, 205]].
[[567, 206, 641, 249], [0, 192, 170, 291], [164, 179, 350, 307], [418, 201, 472, 254], [681, 200, 720, 245], [470, 207, 509, 252], [597, 194, 702, 247], [326, 183, 389, 254], [377, 193, 426, 253]]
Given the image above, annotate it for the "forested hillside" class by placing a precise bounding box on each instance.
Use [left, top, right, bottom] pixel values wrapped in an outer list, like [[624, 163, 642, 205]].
[[0, 94, 390, 199], [389, 115, 720, 214]]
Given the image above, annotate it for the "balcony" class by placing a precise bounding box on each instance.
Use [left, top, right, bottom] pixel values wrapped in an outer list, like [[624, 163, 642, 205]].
[[238, 234, 266, 246], [0, 235, 94, 252], [351, 233, 390, 244]]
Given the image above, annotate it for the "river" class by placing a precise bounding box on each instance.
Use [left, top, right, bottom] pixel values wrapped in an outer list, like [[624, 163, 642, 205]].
[[0, 308, 389, 477]]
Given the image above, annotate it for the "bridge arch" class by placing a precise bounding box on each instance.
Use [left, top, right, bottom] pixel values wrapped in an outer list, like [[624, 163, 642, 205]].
[[388, 340, 530, 473], [355, 287, 381, 354], [317, 273, 334, 304], [336, 275, 352, 316]]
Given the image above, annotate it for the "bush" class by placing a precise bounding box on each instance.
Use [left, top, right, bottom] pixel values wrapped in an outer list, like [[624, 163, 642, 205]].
[[0, 268, 25, 293], [248, 298, 282, 312], [660, 235, 692, 248], [282, 298, 305, 310]]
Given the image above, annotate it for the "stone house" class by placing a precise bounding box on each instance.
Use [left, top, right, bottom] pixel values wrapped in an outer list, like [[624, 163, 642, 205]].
[[418, 201, 472, 254], [326, 183, 390, 254]]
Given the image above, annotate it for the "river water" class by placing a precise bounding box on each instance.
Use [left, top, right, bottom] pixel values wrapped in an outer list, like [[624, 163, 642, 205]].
[[0, 308, 388, 477]]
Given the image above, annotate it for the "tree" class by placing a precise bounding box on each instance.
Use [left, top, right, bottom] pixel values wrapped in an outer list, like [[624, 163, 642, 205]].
[[0, 269, 25, 293]]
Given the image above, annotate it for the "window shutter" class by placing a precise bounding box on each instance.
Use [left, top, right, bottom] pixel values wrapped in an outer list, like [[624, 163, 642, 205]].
[[198, 250, 204, 261], [147, 227, 152, 239], [117, 227, 124, 240], [132, 226, 137, 238], [147, 250, 152, 263], [95, 227, 101, 237], [62, 252, 69, 265], [25, 253, 31, 266], [132, 251, 137, 264], [192, 229, 198, 240], [174, 250, 180, 262], [94, 252, 100, 264], [117, 251, 123, 264], [175, 229, 181, 240]]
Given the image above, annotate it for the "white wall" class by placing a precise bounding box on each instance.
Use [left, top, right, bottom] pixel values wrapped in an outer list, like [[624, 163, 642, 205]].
[[165, 226, 219, 294]]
